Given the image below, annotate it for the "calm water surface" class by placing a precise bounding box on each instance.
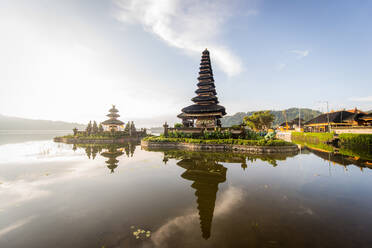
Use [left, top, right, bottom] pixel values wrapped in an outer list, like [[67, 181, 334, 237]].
[[0, 132, 372, 248]]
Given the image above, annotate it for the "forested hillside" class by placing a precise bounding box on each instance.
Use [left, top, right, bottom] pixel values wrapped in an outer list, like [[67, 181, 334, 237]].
[[221, 108, 322, 127], [0, 114, 85, 130]]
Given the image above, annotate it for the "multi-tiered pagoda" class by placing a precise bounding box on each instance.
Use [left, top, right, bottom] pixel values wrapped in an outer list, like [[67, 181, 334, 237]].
[[102, 105, 124, 131], [178, 49, 226, 128]]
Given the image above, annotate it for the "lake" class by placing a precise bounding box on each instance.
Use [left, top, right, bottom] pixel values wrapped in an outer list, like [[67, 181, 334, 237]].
[[0, 132, 372, 248]]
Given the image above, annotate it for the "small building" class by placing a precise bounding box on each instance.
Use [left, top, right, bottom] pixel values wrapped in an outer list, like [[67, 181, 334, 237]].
[[360, 113, 372, 126], [101, 105, 124, 131], [304, 108, 369, 132], [178, 49, 226, 128]]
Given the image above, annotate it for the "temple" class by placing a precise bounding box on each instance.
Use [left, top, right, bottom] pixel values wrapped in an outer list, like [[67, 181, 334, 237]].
[[178, 49, 226, 128], [102, 105, 124, 131]]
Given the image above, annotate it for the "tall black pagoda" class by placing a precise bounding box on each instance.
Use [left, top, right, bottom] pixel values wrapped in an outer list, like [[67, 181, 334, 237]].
[[178, 49, 226, 128]]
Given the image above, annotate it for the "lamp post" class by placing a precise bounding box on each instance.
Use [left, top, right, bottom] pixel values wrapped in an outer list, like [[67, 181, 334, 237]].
[[317, 101, 330, 132]]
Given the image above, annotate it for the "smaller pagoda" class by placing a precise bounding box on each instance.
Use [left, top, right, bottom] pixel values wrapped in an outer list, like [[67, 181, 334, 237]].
[[102, 105, 124, 131]]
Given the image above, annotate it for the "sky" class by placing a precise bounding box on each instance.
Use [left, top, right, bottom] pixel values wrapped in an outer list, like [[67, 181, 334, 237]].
[[0, 0, 371, 125]]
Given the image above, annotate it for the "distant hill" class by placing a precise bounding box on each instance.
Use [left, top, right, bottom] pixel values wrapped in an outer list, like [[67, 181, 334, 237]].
[[0, 114, 86, 130], [221, 108, 322, 127]]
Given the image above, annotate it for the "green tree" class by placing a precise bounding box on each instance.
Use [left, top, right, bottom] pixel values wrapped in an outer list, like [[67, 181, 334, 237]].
[[72, 127, 78, 136], [124, 122, 130, 133], [174, 123, 183, 128], [86, 121, 92, 135], [98, 123, 104, 133], [243, 111, 274, 131], [92, 121, 98, 134]]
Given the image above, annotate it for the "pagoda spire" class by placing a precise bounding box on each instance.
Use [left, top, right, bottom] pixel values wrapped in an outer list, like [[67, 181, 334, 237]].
[[178, 49, 226, 128]]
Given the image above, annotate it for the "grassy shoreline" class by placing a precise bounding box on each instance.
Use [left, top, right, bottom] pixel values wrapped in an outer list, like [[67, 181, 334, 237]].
[[292, 132, 372, 146]]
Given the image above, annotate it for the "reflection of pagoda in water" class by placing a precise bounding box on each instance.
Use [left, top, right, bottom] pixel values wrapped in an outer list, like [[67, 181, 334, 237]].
[[156, 150, 299, 239], [177, 156, 227, 239], [101, 147, 124, 173], [77, 141, 139, 173]]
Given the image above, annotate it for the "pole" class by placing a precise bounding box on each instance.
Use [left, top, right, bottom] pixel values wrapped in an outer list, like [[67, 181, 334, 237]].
[[326, 101, 330, 132], [299, 108, 301, 130]]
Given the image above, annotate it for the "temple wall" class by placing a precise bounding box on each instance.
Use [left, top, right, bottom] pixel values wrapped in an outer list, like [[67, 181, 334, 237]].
[[332, 128, 372, 134], [141, 140, 299, 154]]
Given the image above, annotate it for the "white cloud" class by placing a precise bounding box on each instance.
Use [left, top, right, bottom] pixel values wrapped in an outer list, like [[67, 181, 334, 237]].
[[114, 0, 244, 76], [349, 96, 372, 102], [276, 63, 287, 71], [290, 49, 309, 59]]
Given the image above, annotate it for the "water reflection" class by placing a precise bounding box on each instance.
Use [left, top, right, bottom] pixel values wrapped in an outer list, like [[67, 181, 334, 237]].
[[304, 146, 372, 171], [101, 148, 124, 173], [155, 150, 298, 240], [178, 156, 227, 239], [161, 150, 298, 169], [73, 141, 139, 173]]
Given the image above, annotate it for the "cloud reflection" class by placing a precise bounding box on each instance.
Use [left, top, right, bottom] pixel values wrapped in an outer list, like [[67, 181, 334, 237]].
[[150, 186, 243, 247]]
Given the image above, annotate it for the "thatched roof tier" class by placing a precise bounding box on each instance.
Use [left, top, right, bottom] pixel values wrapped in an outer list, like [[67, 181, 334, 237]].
[[305, 111, 354, 125], [182, 104, 226, 115], [199, 70, 212, 75], [106, 113, 120, 118], [200, 62, 211, 66], [102, 118, 124, 125], [197, 82, 215, 88], [195, 88, 216, 95], [199, 66, 212, 70], [192, 95, 218, 103], [177, 113, 188, 119], [197, 76, 214, 81]]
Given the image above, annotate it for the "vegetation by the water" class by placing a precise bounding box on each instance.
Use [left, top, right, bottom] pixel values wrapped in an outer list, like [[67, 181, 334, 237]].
[[167, 129, 263, 140], [292, 132, 334, 143], [339, 133, 372, 146], [221, 108, 322, 127], [143, 136, 293, 146], [292, 132, 372, 160], [292, 132, 372, 147]]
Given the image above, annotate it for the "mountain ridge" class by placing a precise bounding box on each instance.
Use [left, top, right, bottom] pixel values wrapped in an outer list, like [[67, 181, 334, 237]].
[[0, 114, 86, 130], [221, 108, 323, 127]]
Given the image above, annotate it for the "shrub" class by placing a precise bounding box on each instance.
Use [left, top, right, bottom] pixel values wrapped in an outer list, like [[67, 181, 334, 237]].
[[174, 123, 183, 128], [339, 134, 372, 146], [292, 132, 334, 143]]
